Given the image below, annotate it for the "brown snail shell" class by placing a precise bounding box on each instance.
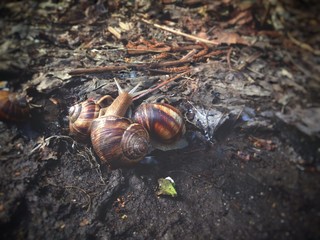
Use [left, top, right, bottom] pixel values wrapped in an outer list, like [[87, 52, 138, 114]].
[[90, 115, 150, 169], [133, 103, 187, 151], [90, 80, 150, 169], [0, 90, 30, 122], [69, 95, 113, 142]]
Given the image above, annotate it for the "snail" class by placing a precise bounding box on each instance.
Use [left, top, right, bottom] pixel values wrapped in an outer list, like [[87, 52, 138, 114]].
[[90, 80, 150, 169], [0, 90, 30, 122], [133, 102, 187, 151], [69, 95, 113, 142], [90, 116, 150, 169], [71, 80, 187, 169]]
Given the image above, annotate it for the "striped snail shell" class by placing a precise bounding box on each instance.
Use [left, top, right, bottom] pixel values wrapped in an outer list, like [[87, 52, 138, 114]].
[[69, 95, 113, 142], [0, 90, 30, 122], [90, 80, 150, 169], [90, 116, 150, 169], [133, 103, 187, 151]]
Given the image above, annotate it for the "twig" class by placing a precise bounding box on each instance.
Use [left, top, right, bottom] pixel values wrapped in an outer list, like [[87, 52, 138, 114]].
[[203, 49, 226, 58], [191, 43, 209, 62], [30, 135, 76, 154], [236, 52, 262, 70], [68, 58, 193, 75], [148, 49, 196, 73], [133, 70, 191, 100], [149, 66, 190, 74], [141, 19, 219, 46], [127, 44, 204, 55], [287, 32, 320, 56], [180, 49, 197, 61]]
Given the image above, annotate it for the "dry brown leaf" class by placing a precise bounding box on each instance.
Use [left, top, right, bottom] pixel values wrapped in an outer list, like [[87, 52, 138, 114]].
[[213, 31, 249, 45], [276, 108, 320, 137], [249, 136, 277, 151]]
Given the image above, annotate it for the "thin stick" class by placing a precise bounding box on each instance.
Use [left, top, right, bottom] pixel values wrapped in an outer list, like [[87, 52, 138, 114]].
[[236, 52, 262, 70], [68, 58, 193, 75], [287, 32, 320, 56], [141, 19, 219, 46], [127, 44, 204, 55], [180, 49, 197, 61], [133, 70, 191, 101]]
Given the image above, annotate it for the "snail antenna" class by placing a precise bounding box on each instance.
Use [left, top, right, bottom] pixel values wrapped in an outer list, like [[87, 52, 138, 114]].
[[129, 82, 141, 95], [114, 79, 124, 94]]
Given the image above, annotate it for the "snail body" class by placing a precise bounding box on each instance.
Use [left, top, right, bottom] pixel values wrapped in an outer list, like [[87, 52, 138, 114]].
[[0, 90, 30, 122], [133, 103, 187, 151], [69, 95, 113, 142]]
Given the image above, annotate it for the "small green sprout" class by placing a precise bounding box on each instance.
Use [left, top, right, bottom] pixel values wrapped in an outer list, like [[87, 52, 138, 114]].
[[156, 177, 177, 197]]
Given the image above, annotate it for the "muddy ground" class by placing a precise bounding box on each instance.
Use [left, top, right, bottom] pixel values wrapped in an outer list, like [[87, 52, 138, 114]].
[[0, 0, 320, 239]]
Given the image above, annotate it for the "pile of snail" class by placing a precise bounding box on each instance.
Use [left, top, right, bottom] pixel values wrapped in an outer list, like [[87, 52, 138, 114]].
[[0, 84, 187, 170], [68, 80, 187, 169]]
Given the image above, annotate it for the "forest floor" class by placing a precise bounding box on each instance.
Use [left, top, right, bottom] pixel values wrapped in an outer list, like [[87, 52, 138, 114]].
[[0, 0, 319, 239]]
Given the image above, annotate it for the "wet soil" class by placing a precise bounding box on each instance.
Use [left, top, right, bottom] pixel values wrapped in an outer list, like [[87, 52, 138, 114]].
[[0, 1, 320, 239]]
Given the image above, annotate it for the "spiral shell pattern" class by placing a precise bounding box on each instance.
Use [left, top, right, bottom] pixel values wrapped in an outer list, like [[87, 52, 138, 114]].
[[90, 115, 150, 169], [69, 99, 101, 142], [133, 103, 185, 144]]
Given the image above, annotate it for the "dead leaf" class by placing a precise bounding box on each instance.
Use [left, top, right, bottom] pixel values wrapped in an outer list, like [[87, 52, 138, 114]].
[[249, 136, 276, 151], [276, 107, 320, 137], [213, 31, 250, 45], [31, 72, 71, 93]]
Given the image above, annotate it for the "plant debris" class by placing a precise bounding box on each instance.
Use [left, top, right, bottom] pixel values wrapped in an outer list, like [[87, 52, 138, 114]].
[[156, 177, 178, 197]]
